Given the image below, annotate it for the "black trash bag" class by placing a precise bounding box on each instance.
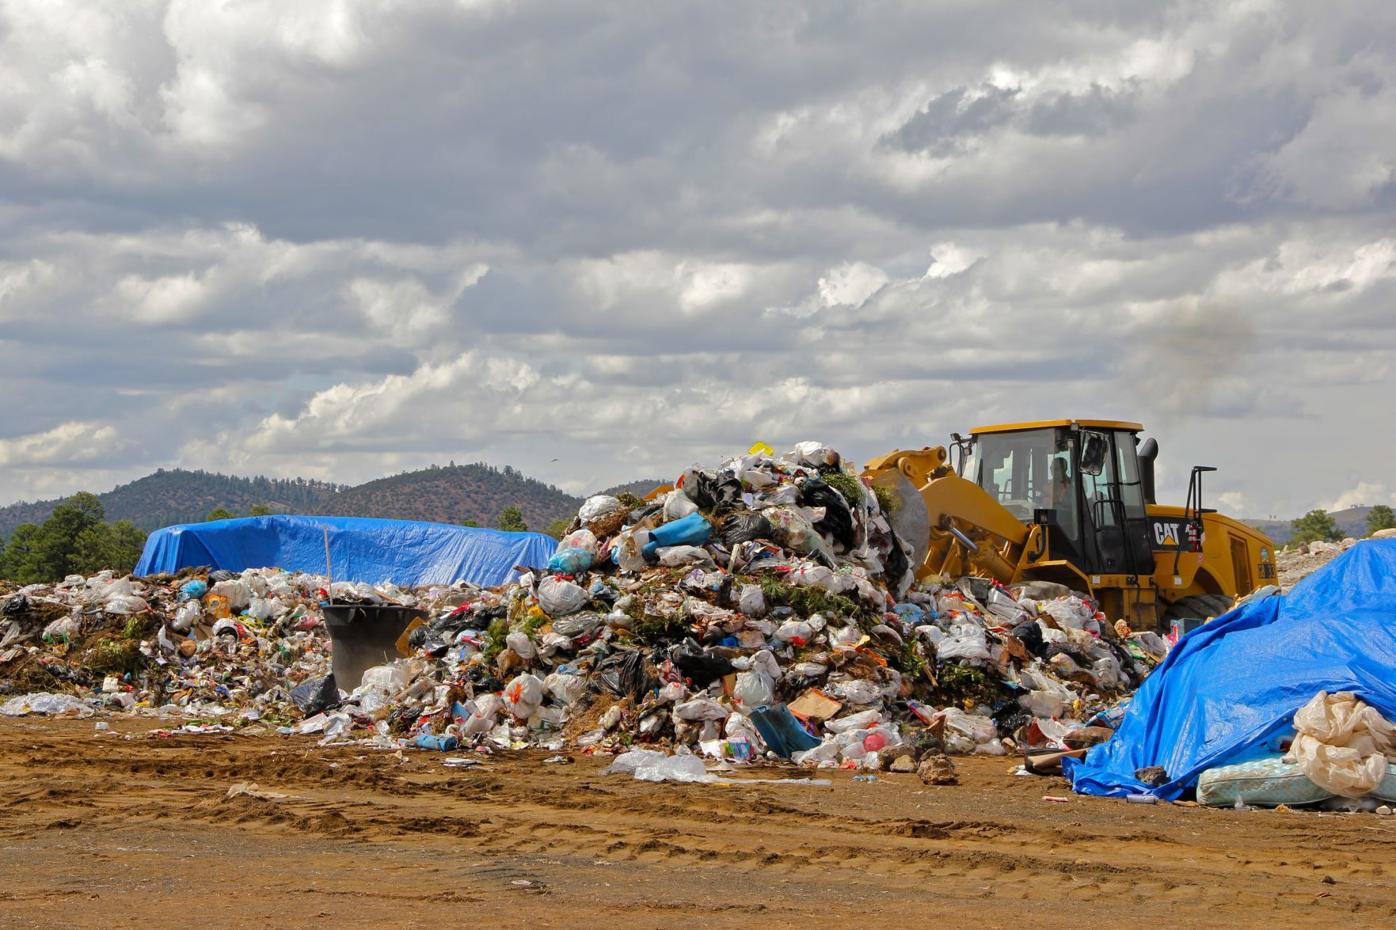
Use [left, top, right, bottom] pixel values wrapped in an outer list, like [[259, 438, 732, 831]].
[[446, 604, 505, 632], [884, 530, 911, 586], [720, 512, 774, 547], [683, 470, 743, 512], [469, 671, 504, 693], [800, 478, 856, 549], [683, 471, 720, 509], [291, 673, 339, 715], [594, 649, 658, 700], [1012, 619, 1047, 659], [2, 594, 29, 616], [209, 570, 235, 583], [668, 638, 735, 688]]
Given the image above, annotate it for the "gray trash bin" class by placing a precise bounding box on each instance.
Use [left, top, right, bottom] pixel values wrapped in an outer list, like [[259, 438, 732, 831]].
[[321, 603, 429, 691]]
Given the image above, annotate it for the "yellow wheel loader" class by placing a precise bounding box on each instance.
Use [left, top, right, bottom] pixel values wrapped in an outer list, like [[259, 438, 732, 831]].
[[864, 419, 1276, 631]]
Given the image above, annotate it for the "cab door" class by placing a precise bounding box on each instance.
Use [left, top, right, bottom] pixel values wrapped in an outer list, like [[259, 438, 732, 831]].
[[1076, 430, 1155, 574]]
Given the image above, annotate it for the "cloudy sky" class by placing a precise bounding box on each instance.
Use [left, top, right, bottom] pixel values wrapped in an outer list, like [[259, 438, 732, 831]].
[[2, 0, 1394, 519]]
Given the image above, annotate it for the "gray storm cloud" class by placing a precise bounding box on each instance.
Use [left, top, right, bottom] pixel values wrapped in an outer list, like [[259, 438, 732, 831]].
[[1, 0, 1395, 518]]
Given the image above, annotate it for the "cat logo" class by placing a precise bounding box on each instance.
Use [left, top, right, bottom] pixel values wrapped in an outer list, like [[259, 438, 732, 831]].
[[1152, 519, 1183, 549]]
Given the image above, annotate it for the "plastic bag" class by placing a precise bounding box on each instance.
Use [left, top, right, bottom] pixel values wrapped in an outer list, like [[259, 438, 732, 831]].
[[615, 528, 651, 572], [605, 749, 714, 783], [733, 670, 774, 711], [800, 478, 856, 549], [291, 674, 340, 715], [937, 707, 999, 754], [505, 631, 537, 660], [543, 669, 587, 705], [579, 495, 621, 523], [668, 640, 734, 687], [774, 619, 814, 646], [104, 595, 150, 615], [547, 547, 595, 575], [830, 678, 881, 705], [538, 576, 588, 617], [657, 545, 714, 567], [783, 441, 839, 469], [1, 692, 93, 717], [210, 580, 251, 611], [42, 616, 80, 641], [1285, 691, 1396, 797], [663, 489, 700, 521], [929, 622, 991, 663], [737, 583, 766, 617], [504, 673, 545, 719], [721, 513, 774, 547], [674, 697, 731, 722], [560, 528, 598, 552]]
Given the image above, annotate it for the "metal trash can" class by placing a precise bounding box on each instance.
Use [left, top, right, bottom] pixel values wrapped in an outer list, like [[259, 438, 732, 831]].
[[320, 603, 428, 691]]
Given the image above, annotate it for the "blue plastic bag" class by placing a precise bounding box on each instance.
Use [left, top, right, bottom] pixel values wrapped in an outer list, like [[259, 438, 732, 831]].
[[547, 547, 595, 575]]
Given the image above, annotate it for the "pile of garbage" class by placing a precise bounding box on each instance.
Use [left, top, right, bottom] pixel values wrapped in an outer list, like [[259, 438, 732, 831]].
[[1276, 531, 1396, 589], [0, 568, 451, 723], [2, 441, 1171, 775]]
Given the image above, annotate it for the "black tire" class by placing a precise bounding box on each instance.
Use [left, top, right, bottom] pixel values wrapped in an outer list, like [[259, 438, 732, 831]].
[[1163, 594, 1234, 624]]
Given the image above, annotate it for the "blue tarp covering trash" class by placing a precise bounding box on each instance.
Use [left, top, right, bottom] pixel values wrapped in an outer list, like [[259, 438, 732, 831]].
[[1067, 540, 1396, 799], [134, 514, 556, 588]]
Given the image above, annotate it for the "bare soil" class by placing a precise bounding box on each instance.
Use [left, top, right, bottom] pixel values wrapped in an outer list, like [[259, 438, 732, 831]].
[[2, 717, 1393, 929]]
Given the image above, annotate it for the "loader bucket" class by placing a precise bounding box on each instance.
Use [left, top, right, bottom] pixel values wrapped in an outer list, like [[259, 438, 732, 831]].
[[868, 468, 931, 570], [321, 603, 430, 691]]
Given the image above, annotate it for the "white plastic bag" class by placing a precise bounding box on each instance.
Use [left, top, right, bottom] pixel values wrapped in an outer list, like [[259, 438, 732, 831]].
[[538, 577, 588, 617], [579, 495, 622, 523], [505, 631, 537, 660], [663, 489, 699, 521], [1286, 691, 1396, 797], [605, 749, 714, 783], [738, 583, 766, 617], [1, 692, 92, 717], [543, 670, 587, 705], [657, 545, 714, 567], [826, 709, 882, 733], [733, 670, 774, 711], [560, 528, 599, 553], [504, 673, 545, 719]]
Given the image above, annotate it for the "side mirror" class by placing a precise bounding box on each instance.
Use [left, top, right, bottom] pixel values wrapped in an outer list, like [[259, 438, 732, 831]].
[[1081, 431, 1108, 477]]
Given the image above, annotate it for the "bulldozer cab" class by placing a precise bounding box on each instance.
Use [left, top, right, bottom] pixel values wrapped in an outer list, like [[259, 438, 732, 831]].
[[966, 420, 1156, 576]]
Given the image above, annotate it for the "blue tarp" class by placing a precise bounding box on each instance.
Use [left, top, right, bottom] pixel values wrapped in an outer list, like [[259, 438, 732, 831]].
[[134, 515, 556, 588], [1068, 540, 1396, 799]]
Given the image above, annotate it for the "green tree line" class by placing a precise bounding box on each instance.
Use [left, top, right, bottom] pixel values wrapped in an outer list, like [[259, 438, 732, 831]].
[[0, 493, 147, 583], [1287, 505, 1396, 547]]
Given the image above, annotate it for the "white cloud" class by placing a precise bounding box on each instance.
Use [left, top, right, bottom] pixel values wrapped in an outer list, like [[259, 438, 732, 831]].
[[0, 422, 123, 467], [0, 1, 1393, 520], [818, 262, 888, 308], [1324, 482, 1396, 512], [115, 272, 208, 323]]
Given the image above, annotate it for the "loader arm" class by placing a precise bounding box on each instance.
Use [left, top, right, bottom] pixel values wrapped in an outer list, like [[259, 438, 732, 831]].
[[863, 447, 1032, 585]]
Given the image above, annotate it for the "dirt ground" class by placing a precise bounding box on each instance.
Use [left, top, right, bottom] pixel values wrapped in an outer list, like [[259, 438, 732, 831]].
[[1, 718, 1393, 929]]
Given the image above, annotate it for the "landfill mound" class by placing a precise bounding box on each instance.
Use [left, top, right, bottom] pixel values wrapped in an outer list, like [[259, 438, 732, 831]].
[[1276, 538, 1361, 589], [1, 442, 1170, 773]]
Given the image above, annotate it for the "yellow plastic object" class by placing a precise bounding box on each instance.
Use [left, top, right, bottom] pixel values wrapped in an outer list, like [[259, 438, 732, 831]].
[[204, 593, 232, 620], [748, 441, 775, 456]]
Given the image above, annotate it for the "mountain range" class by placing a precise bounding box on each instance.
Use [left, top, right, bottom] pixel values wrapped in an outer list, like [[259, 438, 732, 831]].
[[0, 465, 667, 542]]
